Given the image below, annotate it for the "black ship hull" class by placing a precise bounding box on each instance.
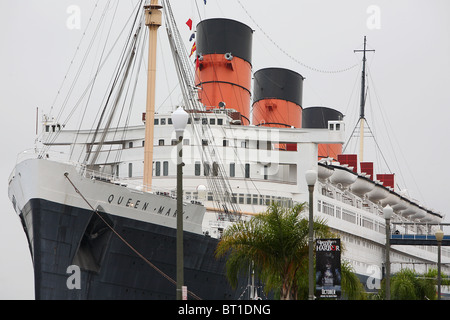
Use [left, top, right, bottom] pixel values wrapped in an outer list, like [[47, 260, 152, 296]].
[[20, 198, 242, 300]]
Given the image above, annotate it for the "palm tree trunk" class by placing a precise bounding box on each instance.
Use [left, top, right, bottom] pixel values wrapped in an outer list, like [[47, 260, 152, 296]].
[[281, 277, 293, 300]]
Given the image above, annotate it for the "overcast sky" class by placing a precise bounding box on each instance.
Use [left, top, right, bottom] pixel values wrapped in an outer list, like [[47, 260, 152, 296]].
[[1, 0, 449, 299]]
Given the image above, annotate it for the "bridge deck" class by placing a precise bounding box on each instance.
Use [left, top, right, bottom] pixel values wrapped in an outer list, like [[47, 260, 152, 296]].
[[390, 234, 450, 246]]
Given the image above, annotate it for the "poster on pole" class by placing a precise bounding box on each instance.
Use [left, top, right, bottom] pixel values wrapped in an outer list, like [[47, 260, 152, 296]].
[[315, 238, 341, 299], [182, 286, 188, 300]]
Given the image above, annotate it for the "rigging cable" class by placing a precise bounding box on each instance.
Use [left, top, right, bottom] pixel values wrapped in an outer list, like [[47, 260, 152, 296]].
[[41, 0, 113, 158], [63, 172, 202, 300], [40, 1, 144, 159], [48, 0, 102, 116], [235, 0, 359, 74], [366, 64, 425, 201], [75, 0, 119, 163], [106, 12, 149, 166], [84, 2, 146, 167]]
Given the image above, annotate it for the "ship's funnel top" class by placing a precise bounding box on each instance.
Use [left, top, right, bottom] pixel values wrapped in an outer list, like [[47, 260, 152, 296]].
[[196, 18, 253, 64], [253, 68, 304, 106], [302, 106, 343, 128], [303, 106, 344, 160], [252, 67, 304, 128]]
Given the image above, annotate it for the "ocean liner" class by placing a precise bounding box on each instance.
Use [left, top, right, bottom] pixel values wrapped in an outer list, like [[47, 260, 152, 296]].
[[8, 0, 449, 300]]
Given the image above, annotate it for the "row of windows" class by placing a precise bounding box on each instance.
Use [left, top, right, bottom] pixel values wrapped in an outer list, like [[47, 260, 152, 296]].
[[199, 117, 224, 125], [45, 124, 62, 132], [155, 138, 230, 147], [127, 138, 286, 151], [149, 160, 264, 181], [318, 200, 385, 235], [226, 193, 293, 207], [154, 161, 169, 176], [148, 160, 270, 180], [154, 117, 225, 126], [127, 141, 145, 148], [184, 191, 294, 208], [154, 118, 172, 125], [122, 160, 271, 182], [124, 161, 169, 178], [321, 184, 380, 215], [194, 162, 251, 179]]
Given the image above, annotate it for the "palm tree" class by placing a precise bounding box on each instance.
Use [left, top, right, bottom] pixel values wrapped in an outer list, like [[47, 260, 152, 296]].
[[340, 260, 367, 300], [379, 268, 439, 300], [423, 268, 450, 299], [215, 202, 334, 300]]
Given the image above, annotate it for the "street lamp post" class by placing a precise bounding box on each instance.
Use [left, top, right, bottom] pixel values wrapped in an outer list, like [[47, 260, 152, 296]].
[[305, 169, 317, 301], [172, 107, 189, 300], [383, 205, 393, 300], [435, 229, 444, 300]]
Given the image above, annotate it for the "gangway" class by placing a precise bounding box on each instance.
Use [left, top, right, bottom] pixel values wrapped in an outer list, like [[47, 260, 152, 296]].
[[390, 234, 450, 246], [390, 222, 450, 246]]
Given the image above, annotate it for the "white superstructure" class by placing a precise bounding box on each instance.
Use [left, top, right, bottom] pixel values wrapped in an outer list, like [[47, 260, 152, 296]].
[[34, 110, 450, 287]]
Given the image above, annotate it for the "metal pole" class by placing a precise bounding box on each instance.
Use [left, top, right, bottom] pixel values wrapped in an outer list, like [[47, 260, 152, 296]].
[[176, 135, 184, 300], [353, 36, 374, 163], [308, 185, 315, 300], [143, 1, 162, 192], [438, 239, 442, 300], [385, 217, 390, 300]]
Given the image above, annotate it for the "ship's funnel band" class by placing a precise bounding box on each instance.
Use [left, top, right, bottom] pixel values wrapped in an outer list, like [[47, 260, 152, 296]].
[[252, 98, 302, 128], [199, 80, 251, 95]]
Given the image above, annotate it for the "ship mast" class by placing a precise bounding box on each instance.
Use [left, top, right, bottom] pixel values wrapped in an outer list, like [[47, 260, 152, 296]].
[[354, 36, 375, 162], [143, 0, 162, 191]]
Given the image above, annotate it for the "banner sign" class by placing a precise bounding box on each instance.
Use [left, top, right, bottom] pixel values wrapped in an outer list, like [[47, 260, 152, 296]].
[[315, 238, 341, 299]]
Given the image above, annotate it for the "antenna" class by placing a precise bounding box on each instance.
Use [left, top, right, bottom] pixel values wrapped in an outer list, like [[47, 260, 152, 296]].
[[354, 36, 375, 162]]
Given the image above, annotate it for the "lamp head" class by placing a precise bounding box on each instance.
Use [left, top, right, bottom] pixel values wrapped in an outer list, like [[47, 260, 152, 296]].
[[435, 229, 444, 242], [383, 205, 393, 220], [172, 107, 189, 138], [305, 169, 317, 187]]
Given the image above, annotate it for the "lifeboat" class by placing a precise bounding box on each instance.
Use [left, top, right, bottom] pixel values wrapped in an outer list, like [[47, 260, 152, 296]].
[[420, 215, 434, 222], [380, 190, 400, 207], [329, 165, 357, 188], [318, 162, 334, 181], [391, 197, 409, 213], [420, 210, 435, 222], [421, 210, 442, 223], [366, 181, 389, 202], [432, 213, 443, 223], [410, 206, 427, 220], [400, 201, 418, 217], [350, 175, 374, 196]]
